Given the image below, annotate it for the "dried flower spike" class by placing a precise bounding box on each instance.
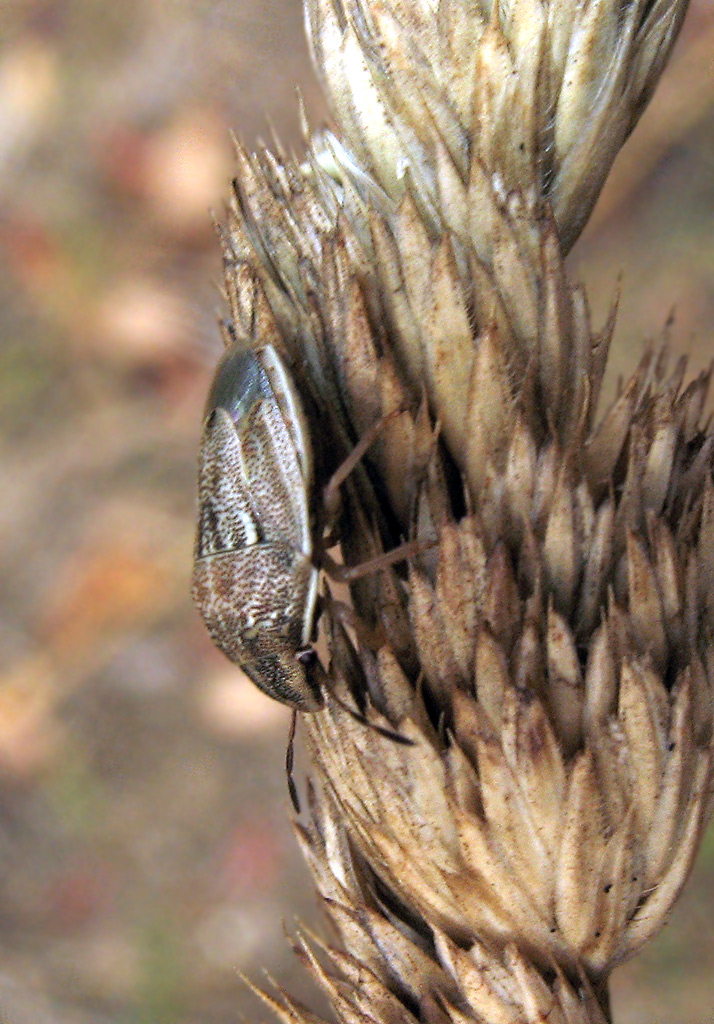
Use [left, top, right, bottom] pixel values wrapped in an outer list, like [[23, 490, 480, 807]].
[[306, 0, 689, 251], [194, 1, 713, 1022]]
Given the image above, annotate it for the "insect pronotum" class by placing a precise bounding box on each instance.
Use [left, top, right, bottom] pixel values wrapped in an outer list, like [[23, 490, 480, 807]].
[[192, 343, 419, 713]]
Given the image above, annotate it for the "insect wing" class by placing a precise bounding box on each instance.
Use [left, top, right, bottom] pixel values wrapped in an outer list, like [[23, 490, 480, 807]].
[[191, 542, 320, 707], [238, 389, 311, 554], [206, 345, 312, 487], [257, 346, 312, 483], [204, 346, 312, 555], [195, 405, 259, 559]]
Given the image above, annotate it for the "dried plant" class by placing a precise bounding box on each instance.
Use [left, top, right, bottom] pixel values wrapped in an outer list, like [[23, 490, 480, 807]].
[[192, 2, 714, 1022]]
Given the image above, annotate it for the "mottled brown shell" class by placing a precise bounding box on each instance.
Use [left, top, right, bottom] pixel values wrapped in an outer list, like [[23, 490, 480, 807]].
[[191, 345, 323, 710]]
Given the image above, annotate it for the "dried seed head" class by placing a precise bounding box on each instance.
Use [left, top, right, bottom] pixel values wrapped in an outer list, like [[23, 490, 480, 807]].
[[200, 0, 712, 1019], [218, 173, 714, 1012], [221, 156, 713, 1024], [221, 207, 708, 999], [255, 796, 612, 1024], [305, 0, 689, 252], [293, 297, 714, 980]]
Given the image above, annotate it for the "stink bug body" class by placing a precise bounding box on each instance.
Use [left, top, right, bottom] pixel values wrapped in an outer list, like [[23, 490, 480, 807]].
[[192, 344, 324, 710]]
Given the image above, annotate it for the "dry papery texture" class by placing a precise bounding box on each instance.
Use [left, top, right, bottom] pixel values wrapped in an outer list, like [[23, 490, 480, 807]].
[[305, 0, 689, 252], [217, 1, 713, 1022]]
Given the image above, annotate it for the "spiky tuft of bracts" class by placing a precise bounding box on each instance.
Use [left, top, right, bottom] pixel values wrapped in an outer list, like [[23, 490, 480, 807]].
[[207, 2, 713, 1022]]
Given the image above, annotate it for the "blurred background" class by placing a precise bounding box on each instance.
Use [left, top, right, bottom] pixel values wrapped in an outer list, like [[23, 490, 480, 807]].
[[0, 1, 712, 1022]]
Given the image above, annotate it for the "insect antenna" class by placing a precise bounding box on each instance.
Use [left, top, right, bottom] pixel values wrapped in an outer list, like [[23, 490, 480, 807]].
[[297, 645, 415, 748], [284, 685, 412, 816], [285, 709, 300, 814], [325, 689, 415, 746]]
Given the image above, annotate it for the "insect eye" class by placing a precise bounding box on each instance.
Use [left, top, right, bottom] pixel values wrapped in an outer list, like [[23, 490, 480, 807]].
[[297, 648, 318, 668]]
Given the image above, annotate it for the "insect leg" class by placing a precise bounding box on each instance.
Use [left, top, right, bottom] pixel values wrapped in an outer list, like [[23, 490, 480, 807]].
[[325, 596, 386, 648], [327, 690, 415, 746], [322, 407, 404, 522], [322, 536, 435, 582]]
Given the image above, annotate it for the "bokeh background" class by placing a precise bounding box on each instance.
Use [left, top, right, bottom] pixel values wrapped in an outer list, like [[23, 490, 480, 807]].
[[0, 2, 713, 1022]]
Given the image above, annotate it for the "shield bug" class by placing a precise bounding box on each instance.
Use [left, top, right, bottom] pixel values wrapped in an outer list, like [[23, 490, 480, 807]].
[[192, 344, 325, 710], [192, 341, 430, 714], [192, 338, 430, 716]]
